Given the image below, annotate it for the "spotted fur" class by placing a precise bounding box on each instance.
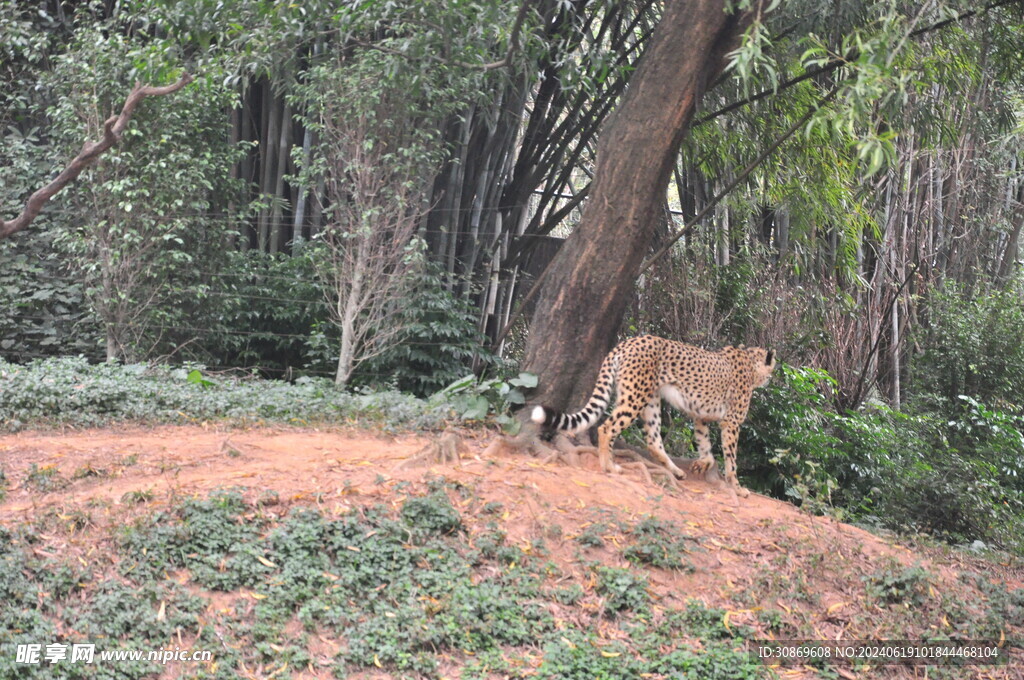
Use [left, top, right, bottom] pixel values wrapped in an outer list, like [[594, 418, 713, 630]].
[[531, 335, 776, 495]]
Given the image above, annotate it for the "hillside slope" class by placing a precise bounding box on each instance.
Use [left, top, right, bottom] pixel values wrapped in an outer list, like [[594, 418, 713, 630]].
[[0, 425, 1021, 679]]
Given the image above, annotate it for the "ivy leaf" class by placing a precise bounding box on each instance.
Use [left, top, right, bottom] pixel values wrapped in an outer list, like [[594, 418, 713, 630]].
[[459, 395, 490, 421], [509, 372, 538, 389]]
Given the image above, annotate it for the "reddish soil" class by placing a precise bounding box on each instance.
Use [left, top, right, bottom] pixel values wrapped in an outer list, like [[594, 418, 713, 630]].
[[1, 425, 1022, 679]]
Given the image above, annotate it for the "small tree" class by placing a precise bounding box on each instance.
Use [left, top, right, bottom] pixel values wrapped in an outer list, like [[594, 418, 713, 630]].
[[302, 60, 441, 386], [0, 71, 193, 241], [313, 144, 426, 385], [44, 33, 241, 362]]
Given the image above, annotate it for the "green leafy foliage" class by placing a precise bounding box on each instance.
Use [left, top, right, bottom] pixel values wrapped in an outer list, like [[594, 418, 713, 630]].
[[0, 228, 100, 361], [0, 64, 101, 360], [536, 630, 641, 680], [743, 363, 842, 500], [130, 489, 557, 677], [200, 247, 326, 375], [289, 14, 494, 386], [8, 486, 1021, 680], [352, 263, 501, 396], [742, 356, 1024, 554], [0, 356, 451, 431], [23, 463, 67, 493], [575, 521, 609, 549], [864, 564, 932, 607], [622, 516, 696, 571], [594, 566, 649, 615], [676, 600, 753, 641], [400, 492, 463, 541], [536, 599, 764, 680], [43, 27, 246, 363], [0, 550, 57, 679], [119, 490, 270, 589], [438, 371, 537, 432], [912, 283, 1024, 406]]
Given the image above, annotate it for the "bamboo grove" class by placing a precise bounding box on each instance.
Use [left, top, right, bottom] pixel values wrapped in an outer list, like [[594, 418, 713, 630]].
[[2, 0, 1023, 412]]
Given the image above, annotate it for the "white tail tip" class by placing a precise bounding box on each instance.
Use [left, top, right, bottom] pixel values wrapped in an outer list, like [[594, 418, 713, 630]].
[[530, 405, 546, 424]]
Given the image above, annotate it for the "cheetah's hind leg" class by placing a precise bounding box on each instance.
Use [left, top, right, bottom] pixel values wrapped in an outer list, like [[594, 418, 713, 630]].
[[690, 456, 715, 475], [641, 399, 688, 479], [688, 419, 717, 477]]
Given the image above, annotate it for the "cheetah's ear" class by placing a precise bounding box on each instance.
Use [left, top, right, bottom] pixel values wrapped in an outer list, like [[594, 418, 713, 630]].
[[765, 350, 775, 365]]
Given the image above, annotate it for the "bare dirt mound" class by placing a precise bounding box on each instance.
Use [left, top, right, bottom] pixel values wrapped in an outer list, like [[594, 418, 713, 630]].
[[1, 425, 1022, 679]]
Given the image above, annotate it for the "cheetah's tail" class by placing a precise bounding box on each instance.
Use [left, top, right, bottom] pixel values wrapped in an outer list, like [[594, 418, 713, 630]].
[[530, 403, 603, 434], [529, 353, 618, 434]]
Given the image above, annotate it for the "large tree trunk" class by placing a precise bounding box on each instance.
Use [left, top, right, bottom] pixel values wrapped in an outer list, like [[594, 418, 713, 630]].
[[522, 0, 761, 409]]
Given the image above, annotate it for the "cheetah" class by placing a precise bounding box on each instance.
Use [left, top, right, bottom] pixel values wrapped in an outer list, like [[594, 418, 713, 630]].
[[531, 335, 776, 496]]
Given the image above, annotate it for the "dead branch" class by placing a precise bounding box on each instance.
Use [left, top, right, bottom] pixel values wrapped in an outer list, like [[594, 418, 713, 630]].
[[0, 73, 194, 240]]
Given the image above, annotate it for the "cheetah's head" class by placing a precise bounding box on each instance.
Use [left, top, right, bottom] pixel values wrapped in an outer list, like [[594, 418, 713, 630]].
[[751, 348, 776, 388]]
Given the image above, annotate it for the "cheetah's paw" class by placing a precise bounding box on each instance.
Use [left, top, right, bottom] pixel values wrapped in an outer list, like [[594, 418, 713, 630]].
[[691, 456, 715, 476]]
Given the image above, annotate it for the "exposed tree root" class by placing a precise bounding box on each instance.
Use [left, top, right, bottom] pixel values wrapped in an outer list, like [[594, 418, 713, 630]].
[[409, 416, 736, 495], [481, 416, 729, 493], [479, 419, 555, 460], [220, 437, 242, 458], [394, 432, 467, 470]]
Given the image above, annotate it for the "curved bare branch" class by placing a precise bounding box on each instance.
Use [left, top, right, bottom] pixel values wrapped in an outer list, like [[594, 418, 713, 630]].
[[0, 73, 194, 240]]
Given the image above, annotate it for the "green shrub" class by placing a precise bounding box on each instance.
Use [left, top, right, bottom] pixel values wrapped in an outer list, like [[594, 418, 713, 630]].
[[551, 583, 585, 605], [742, 363, 842, 500], [595, 566, 649, 615], [202, 247, 325, 374], [24, 462, 67, 492], [46, 34, 247, 365], [912, 283, 1024, 406], [831, 400, 1024, 551], [537, 630, 640, 680], [0, 226, 101, 361], [0, 356, 451, 431], [400, 492, 463, 540], [0, 549, 56, 680], [744, 360, 1024, 553], [864, 564, 932, 607], [119, 490, 271, 590], [676, 600, 752, 640], [622, 516, 695, 570], [575, 522, 609, 549], [437, 371, 537, 432], [352, 262, 502, 396]]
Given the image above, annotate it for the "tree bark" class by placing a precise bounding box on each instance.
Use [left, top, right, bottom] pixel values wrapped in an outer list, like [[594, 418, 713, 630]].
[[522, 0, 761, 409], [775, 205, 790, 262], [293, 123, 313, 239], [270, 100, 293, 253], [996, 172, 1023, 284], [258, 86, 280, 251]]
